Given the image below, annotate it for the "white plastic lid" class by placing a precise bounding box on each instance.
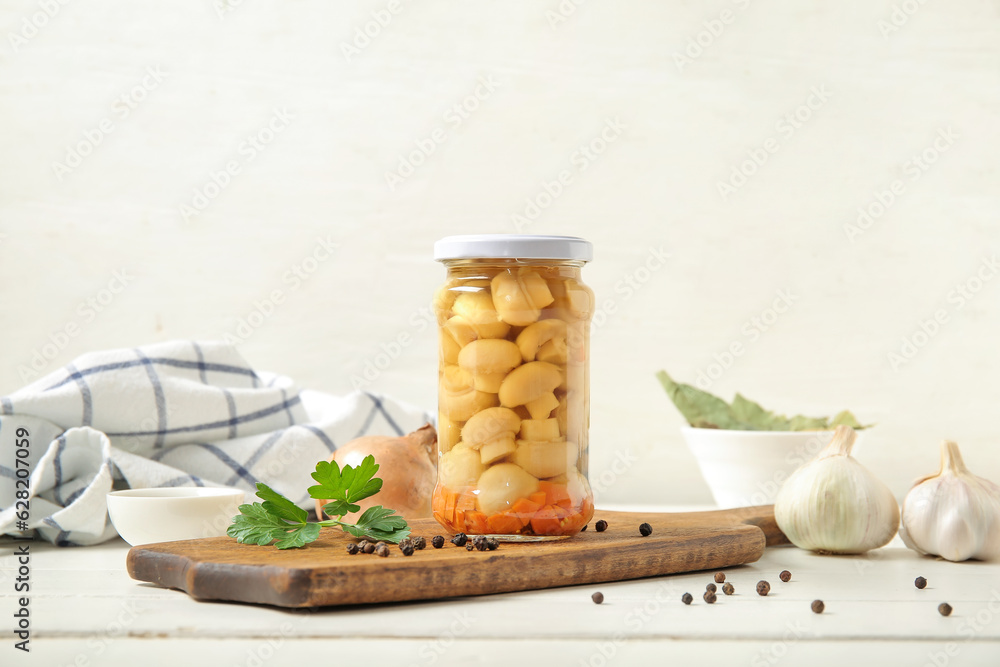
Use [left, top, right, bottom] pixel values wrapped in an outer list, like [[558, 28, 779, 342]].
[[434, 235, 593, 262]]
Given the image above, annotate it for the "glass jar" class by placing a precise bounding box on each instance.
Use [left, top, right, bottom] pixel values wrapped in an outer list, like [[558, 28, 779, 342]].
[[431, 235, 594, 537]]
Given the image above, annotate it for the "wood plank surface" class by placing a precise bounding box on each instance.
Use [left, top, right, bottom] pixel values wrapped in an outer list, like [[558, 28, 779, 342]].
[[126, 505, 787, 608]]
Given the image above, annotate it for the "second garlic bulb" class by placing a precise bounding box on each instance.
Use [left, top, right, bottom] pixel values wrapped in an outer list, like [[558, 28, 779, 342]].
[[900, 440, 1000, 562]]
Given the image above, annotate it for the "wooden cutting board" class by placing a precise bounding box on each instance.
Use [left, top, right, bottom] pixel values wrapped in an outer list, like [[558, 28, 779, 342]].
[[126, 506, 787, 608]]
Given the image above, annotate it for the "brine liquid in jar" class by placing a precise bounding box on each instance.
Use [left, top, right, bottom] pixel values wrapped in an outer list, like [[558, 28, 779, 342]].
[[431, 235, 594, 537]]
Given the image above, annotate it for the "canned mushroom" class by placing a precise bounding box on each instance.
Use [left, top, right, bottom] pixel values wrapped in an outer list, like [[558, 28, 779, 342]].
[[431, 235, 595, 537]]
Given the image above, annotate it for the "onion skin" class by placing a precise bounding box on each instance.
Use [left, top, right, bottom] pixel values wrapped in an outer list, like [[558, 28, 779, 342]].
[[315, 424, 437, 522]]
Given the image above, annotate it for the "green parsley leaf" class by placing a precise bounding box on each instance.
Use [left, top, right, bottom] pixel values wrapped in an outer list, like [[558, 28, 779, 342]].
[[228, 502, 323, 550], [307, 455, 383, 508], [322, 499, 360, 517], [228, 455, 410, 549], [228, 503, 301, 545], [338, 505, 411, 543], [273, 522, 321, 550], [255, 482, 308, 524]]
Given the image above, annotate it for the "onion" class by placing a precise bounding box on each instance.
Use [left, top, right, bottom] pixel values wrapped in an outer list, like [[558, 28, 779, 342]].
[[315, 424, 437, 522]]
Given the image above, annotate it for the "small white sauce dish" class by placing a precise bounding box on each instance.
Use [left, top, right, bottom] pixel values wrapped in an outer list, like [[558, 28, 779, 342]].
[[106, 487, 247, 546], [681, 427, 859, 508]]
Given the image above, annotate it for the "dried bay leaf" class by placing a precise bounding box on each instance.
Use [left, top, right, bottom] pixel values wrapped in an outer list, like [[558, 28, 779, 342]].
[[657, 370, 870, 432]]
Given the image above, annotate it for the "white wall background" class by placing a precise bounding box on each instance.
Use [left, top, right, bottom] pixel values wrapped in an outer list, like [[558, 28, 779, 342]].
[[1, 0, 998, 505]]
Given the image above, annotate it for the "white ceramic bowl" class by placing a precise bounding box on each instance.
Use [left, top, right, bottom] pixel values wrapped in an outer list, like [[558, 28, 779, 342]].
[[681, 427, 862, 508], [106, 487, 247, 546]]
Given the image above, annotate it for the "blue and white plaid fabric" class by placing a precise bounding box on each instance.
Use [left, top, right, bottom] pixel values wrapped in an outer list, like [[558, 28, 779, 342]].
[[0, 340, 431, 546]]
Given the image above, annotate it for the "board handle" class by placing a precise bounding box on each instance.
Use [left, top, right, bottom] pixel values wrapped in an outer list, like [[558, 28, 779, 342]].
[[707, 505, 789, 546]]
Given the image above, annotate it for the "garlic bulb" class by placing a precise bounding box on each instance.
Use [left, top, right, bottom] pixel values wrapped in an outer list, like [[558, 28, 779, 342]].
[[775, 426, 899, 554], [899, 440, 1000, 562]]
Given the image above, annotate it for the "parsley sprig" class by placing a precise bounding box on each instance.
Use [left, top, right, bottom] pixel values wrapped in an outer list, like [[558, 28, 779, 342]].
[[227, 454, 410, 549]]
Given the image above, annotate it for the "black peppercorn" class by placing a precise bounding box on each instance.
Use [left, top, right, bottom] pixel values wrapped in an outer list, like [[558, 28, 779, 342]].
[[938, 603, 953, 617], [346, 543, 359, 555], [811, 600, 825, 614], [362, 542, 375, 554], [915, 576, 927, 589], [714, 572, 725, 584], [451, 533, 468, 547], [639, 522, 652, 537], [756, 580, 770, 596], [591, 592, 604, 604], [486, 537, 499, 551], [400, 543, 414, 556], [595, 520, 608, 532], [374, 543, 389, 557], [465, 541, 474, 551], [703, 591, 717, 604], [398, 538, 413, 550], [706, 583, 717, 593], [375, 541, 387, 548], [358, 540, 370, 550], [412, 536, 427, 550], [779, 570, 791, 583], [722, 583, 735, 596], [681, 593, 693, 605], [432, 535, 445, 549], [473, 536, 488, 551], [581, 524, 587, 532]]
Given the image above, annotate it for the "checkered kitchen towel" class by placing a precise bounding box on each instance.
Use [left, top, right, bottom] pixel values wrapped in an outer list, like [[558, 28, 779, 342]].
[[0, 340, 431, 546]]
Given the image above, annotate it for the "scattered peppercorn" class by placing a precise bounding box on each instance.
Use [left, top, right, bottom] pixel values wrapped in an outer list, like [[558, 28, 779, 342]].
[[432, 535, 445, 549], [362, 542, 375, 554], [591, 592, 604, 604], [412, 536, 427, 550], [398, 538, 413, 550], [358, 539, 370, 550], [756, 580, 770, 596], [581, 524, 587, 532], [374, 543, 389, 557], [375, 541, 387, 549], [703, 591, 717, 604], [681, 593, 693, 605], [779, 570, 791, 583], [486, 537, 500, 551], [915, 576, 927, 590], [706, 583, 717, 593], [400, 542, 415, 556], [346, 543, 359, 555], [595, 520, 608, 532], [639, 522, 652, 537], [451, 533, 468, 547], [714, 572, 726, 583], [938, 603, 953, 617], [811, 600, 825, 614], [722, 583, 735, 596], [465, 541, 474, 551], [473, 536, 488, 551]]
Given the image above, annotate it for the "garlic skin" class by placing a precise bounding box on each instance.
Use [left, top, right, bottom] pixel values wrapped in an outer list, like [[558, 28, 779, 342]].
[[775, 426, 899, 554], [899, 440, 1000, 562]]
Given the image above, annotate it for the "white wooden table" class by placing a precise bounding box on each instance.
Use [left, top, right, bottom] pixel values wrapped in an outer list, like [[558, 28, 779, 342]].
[[3, 505, 999, 666]]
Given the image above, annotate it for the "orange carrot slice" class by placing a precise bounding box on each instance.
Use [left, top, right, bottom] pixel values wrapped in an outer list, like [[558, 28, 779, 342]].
[[510, 496, 543, 516], [457, 492, 477, 511], [487, 512, 522, 534], [530, 504, 569, 535], [465, 510, 489, 534]]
